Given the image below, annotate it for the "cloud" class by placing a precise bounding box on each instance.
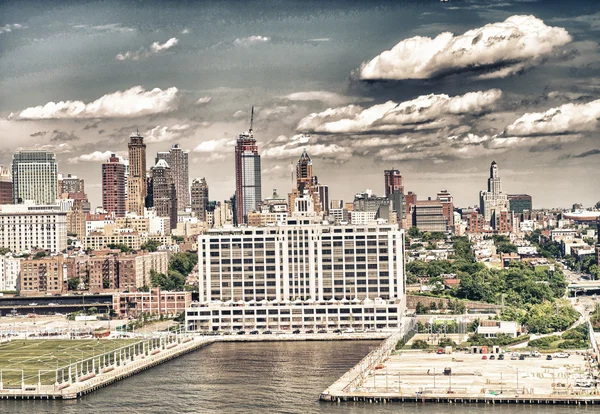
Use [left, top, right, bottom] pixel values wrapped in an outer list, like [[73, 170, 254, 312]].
[[73, 23, 135, 33], [49, 130, 80, 142], [297, 89, 502, 134], [10, 86, 179, 119], [505, 99, 600, 136], [307, 38, 330, 42], [559, 149, 600, 160], [232, 110, 246, 119], [284, 91, 359, 106], [195, 96, 212, 105], [116, 37, 179, 61], [233, 35, 271, 47], [0, 24, 26, 34], [262, 143, 351, 161], [67, 150, 115, 164], [144, 124, 191, 143], [358, 15, 572, 81], [19, 142, 74, 154], [181, 29, 190, 34], [192, 138, 236, 162], [30, 131, 47, 137]]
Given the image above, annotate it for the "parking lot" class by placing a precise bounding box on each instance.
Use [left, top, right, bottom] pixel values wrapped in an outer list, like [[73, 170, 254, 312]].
[[356, 350, 598, 396]]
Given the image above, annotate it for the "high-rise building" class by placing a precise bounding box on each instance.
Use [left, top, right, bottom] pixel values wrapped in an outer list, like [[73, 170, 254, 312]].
[[102, 154, 127, 218], [316, 184, 329, 215], [412, 199, 447, 232], [289, 149, 322, 214], [384, 169, 404, 199], [234, 109, 262, 225], [508, 194, 532, 214], [353, 190, 390, 223], [151, 159, 177, 229], [58, 173, 85, 195], [479, 160, 509, 227], [11, 150, 58, 204], [436, 189, 454, 228], [191, 178, 209, 222], [0, 166, 12, 205], [186, 223, 406, 332], [156, 144, 189, 210], [127, 132, 147, 216]]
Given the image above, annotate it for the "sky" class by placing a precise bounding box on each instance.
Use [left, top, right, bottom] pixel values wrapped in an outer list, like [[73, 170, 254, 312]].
[[1, 0, 599, 210]]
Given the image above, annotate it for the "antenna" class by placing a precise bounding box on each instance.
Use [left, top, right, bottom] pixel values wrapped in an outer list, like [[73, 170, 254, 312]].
[[249, 106, 254, 132]]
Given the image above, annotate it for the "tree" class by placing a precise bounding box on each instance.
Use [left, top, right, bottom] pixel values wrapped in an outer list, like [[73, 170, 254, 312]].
[[408, 227, 421, 238], [140, 240, 160, 252], [68, 277, 79, 291], [415, 302, 426, 315], [88, 306, 97, 315], [107, 243, 132, 253], [33, 251, 47, 259], [0, 247, 10, 255]]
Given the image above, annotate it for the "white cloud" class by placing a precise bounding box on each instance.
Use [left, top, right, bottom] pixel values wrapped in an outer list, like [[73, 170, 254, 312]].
[[307, 38, 330, 42], [505, 99, 600, 136], [195, 96, 212, 105], [73, 23, 135, 33], [232, 110, 246, 119], [297, 89, 502, 134], [67, 150, 115, 164], [145, 124, 191, 143], [151, 37, 179, 53], [359, 15, 572, 80], [233, 35, 271, 47], [11, 86, 179, 120], [0, 24, 26, 34], [284, 91, 359, 106], [262, 143, 351, 161], [181, 29, 190, 34], [116, 37, 179, 61], [193, 138, 235, 153]]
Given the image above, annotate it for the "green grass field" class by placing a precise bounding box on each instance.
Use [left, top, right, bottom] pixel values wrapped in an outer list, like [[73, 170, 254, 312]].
[[0, 339, 137, 387]]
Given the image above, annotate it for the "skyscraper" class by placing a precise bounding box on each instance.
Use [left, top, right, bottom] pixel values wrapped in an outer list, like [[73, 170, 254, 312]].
[[436, 189, 454, 228], [156, 144, 189, 210], [11, 150, 58, 204], [384, 169, 404, 198], [102, 154, 127, 217], [127, 132, 147, 216], [191, 178, 209, 222], [151, 159, 177, 229], [479, 160, 509, 227], [0, 166, 12, 205], [58, 173, 85, 195], [234, 108, 262, 225]]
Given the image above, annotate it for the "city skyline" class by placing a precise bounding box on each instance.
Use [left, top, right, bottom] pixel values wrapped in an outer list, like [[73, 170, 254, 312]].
[[1, 0, 599, 209]]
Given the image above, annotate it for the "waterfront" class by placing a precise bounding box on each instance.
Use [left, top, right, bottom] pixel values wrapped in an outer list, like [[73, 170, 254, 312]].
[[0, 341, 597, 413]]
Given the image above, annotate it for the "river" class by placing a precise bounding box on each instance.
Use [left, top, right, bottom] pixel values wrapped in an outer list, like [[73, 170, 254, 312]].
[[0, 340, 596, 413]]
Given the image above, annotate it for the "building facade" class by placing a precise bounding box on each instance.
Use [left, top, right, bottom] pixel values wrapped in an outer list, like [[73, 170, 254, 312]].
[[0, 203, 67, 253], [508, 194, 533, 214], [0, 166, 12, 205], [126, 133, 147, 216], [156, 144, 189, 210], [19, 256, 69, 296], [186, 224, 406, 332], [151, 159, 177, 228], [11, 150, 58, 205], [0, 255, 21, 291], [58, 174, 84, 195], [102, 154, 127, 218], [412, 200, 447, 232], [113, 288, 191, 318], [384, 169, 403, 199], [191, 178, 209, 222], [479, 161, 509, 227], [234, 120, 262, 225]]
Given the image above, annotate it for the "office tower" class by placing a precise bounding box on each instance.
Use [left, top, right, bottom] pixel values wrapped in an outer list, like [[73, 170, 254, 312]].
[[11, 150, 58, 204], [191, 178, 209, 222], [508, 194, 532, 214], [187, 223, 406, 332], [0, 166, 12, 205], [316, 184, 329, 215], [234, 108, 262, 225], [156, 144, 189, 210], [58, 173, 85, 194], [436, 189, 454, 227], [412, 199, 447, 232], [479, 160, 509, 227], [384, 169, 404, 199], [151, 159, 177, 229], [102, 154, 127, 217], [352, 190, 390, 223], [296, 149, 313, 192], [127, 132, 147, 216]]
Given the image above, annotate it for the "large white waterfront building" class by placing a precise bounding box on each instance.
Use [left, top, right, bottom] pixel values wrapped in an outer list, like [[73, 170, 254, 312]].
[[0, 202, 67, 254], [186, 223, 406, 332]]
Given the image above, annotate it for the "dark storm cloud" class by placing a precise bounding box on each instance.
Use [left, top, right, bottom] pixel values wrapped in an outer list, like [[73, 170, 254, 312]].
[[50, 130, 80, 142], [30, 131, 47, 137], [559, 149, 600, 160]]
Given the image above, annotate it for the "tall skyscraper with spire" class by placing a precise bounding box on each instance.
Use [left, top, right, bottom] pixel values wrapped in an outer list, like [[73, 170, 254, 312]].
[[156, 144, 189, 211], [289, 148, 323, 214], [384, 169, 403, 199], [479, 160, 509, 227], [234, 108, 262, 225], [126, 131, 147, 216]]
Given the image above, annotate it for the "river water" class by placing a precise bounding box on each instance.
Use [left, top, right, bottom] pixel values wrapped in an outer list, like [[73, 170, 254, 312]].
[[0, 340, 596, 413]]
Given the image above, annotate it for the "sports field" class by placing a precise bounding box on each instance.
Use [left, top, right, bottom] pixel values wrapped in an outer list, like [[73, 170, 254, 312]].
[[0, 339, 137, 387]]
